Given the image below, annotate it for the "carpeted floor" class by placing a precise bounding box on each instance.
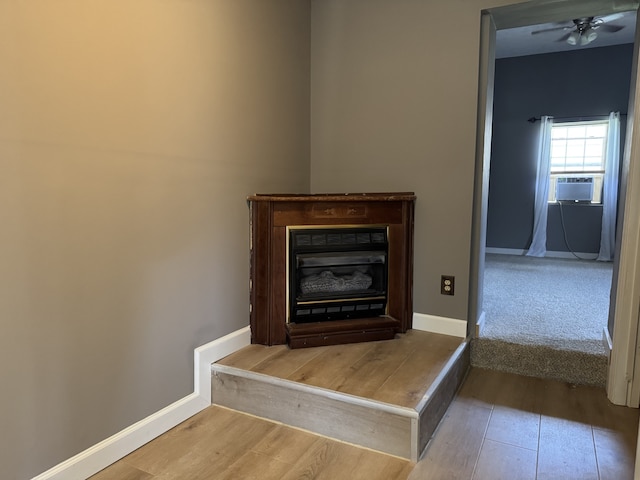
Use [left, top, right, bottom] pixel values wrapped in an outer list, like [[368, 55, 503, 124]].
[[471, 253, 613, 386]]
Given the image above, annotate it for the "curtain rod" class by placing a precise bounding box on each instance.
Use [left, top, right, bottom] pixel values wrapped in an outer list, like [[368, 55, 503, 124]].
[[527, 113, 627, 123]]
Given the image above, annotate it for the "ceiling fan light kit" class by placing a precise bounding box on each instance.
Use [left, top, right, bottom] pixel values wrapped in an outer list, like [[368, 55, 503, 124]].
[[566, 31, 579, 45], [581, 28, 598, 46], [567, 27, 598, 46]]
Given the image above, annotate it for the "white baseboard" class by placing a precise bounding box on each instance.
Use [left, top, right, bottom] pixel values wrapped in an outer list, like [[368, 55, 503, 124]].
[[485, 247, 527, 256], [485, 247, 598, 260], [603, 326, 613, 361], [32, 326, 251, 480], [412, 313, 467, 338], [194, 326, 251, 404], [475, 310, 486, 337]]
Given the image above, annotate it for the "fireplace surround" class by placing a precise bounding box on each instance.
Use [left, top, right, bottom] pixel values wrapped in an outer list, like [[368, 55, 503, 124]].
[[248, 193, 415, 348]]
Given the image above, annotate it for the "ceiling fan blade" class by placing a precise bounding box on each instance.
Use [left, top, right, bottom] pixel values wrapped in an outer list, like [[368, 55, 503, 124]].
[[599, 12, 626, 23], [599, 24, 625, 33], [531, 25, 572, 35], [556, 32, 572, 43]]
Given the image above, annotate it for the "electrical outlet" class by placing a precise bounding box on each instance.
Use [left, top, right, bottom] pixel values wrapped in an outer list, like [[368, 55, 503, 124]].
[[441, 275, 455, 295]]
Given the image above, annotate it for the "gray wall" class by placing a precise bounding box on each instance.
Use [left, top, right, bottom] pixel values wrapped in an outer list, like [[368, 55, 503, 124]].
[[310, 0, 519, 320], [0, 1, 310, 478], [487, 44, 634, 253]]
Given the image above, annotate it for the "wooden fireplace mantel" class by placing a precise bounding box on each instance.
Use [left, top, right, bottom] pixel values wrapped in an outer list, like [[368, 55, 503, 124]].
[[248, 192, 416, 348]]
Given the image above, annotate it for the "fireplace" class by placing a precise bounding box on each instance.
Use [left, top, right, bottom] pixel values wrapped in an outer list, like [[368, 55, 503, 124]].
[[248, 193, 415, 348], [289, 226, 389, 323]]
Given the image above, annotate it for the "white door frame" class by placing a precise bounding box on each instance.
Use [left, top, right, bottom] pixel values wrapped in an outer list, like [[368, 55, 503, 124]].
[[608, 17, 640, 406]]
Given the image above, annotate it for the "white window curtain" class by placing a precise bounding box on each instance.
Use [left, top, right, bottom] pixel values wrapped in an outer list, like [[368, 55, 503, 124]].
[[597, 111, 621, 261], [526, 116, 553, 257]]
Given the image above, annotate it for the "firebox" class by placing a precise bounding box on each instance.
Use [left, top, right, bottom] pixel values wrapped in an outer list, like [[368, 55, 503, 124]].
[[288, 226, 389, 324]]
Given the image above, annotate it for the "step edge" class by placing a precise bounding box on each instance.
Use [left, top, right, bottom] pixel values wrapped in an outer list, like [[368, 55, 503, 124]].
[[414, 340, 469, 414], [211, 363, 419, 419]]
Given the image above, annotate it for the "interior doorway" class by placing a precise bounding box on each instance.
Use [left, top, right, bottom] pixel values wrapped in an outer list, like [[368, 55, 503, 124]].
[[478, 19, 633, 386], [470, 0, 640, 405]]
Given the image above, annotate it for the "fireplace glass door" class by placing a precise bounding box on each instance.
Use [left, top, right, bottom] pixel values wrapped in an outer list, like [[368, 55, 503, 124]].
[[289, 227, 388, 323]]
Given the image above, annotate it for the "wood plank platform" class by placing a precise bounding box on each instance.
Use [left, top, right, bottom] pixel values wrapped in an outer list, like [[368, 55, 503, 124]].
[[211, 330, 469, 461]]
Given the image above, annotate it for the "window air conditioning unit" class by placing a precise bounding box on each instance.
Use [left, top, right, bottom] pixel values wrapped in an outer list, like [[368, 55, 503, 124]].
[[555, 177, 594, 202]]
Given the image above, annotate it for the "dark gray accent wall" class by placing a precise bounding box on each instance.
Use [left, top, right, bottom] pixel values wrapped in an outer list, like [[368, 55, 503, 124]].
[[487, 44, 633, 254]]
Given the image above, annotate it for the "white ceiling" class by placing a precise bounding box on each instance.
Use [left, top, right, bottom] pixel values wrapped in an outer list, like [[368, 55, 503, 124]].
[[495, 10, 637, 59]]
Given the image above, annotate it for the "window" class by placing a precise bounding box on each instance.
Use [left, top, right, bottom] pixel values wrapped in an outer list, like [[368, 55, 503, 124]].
[[548, 120, 608, 203]]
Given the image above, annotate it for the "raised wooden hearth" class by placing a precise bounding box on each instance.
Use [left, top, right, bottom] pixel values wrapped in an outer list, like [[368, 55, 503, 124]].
[[248, 193, 416, 348], [212, 330, 470, 461]]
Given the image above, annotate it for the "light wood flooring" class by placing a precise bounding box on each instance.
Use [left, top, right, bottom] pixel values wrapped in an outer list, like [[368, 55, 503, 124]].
[[89, 405, 413, 480], [412, 368, 639, 480], [90, 340, 639, 480], [215, 329, 463, 409]]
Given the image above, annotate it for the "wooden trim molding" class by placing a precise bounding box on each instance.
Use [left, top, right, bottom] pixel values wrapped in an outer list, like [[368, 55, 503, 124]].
[[32, 327, 251, 480]]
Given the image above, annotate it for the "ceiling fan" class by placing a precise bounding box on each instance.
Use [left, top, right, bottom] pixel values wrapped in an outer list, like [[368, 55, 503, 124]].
[[531, 13, 626, 46]]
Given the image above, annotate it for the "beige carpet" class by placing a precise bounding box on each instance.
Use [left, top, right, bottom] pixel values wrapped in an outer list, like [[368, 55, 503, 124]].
[[471, 254, 613, 386]]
